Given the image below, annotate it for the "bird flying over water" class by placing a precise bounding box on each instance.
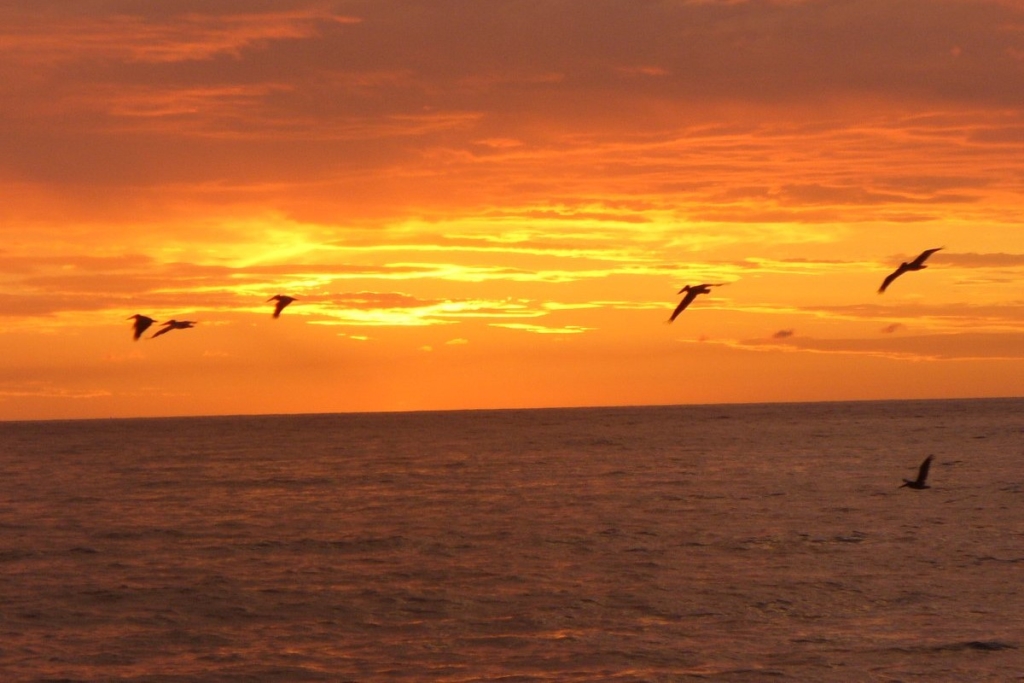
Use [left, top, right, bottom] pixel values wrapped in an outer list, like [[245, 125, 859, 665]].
[[127, 314, 157, 341], [151, 320, 196, 339], [669, 284, 721, 323], [267, 294, 296, 318], [878, 247, 943, 294], [900, 455, 933, 490]]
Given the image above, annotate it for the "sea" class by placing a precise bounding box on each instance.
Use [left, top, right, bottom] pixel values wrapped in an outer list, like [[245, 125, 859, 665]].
[[0, 398, 1022, 682]]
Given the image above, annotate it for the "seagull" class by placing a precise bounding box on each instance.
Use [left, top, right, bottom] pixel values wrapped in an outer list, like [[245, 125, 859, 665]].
[[267, 294, 296, 318], [878, 247, 943, 294], [151, 320, 196, 339], [900, 455, 934, 490], [668, 284, 721, 323], [127, 314, 157, 341]]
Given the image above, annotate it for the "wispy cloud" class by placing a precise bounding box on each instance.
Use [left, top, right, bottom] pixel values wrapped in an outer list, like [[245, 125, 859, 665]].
[[0, 382, 112, 400], [308, 295, 546, 327], [941, 252, 1024, 268], [490, 323, 593, 335], [713, 331, 1024, 362], [0, 7, 359, 65]]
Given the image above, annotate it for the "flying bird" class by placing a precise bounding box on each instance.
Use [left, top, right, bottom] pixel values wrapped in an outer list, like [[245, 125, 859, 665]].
[[900, 455, 934, 490], [151, 320, 196, 339], [267, 294, 296, 318], [668, 284, 721, 323], [878, 247, 943, 294], [127, 314, 157, 341]]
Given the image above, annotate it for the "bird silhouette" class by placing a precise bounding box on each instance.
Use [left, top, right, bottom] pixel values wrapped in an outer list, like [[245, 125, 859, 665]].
[[668, 284, 721, 322], [878, 247, 943, 293], [900, 455, 933, 490], [267, 294, 296, 318], [151, 320, 196, 339], [127, 314, 157, 341]]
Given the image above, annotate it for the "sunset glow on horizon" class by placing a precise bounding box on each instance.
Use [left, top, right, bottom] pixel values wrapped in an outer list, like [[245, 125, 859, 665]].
[[3, 0, 1024, 420]]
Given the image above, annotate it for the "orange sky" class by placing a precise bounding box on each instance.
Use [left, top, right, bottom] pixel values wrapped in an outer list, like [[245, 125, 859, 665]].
[[3, 0, 1024, 420]]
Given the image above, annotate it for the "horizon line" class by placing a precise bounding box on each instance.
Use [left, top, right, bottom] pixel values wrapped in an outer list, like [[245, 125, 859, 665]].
[[2, 394, 1021, 426]]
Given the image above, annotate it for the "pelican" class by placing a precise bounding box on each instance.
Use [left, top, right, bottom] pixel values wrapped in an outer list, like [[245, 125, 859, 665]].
[[267, 294, 296, 318], [900, 455, 933, 490], [127, 314, 157, 341], [151, 320, 196, 339], [669, 283, 721, 323], [878, 247, 943, 294]]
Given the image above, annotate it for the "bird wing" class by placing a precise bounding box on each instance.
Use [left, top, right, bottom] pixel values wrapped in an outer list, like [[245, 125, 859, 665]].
[[916, 455, 933, 485], [878, 264, 908, 293], [668, 291, 698, 322], [151, 325, 172, 338], [910, 247, 943, 268], [273, 298, 294, 317], [132, 318, 154, 340], [668, 299, 689, 322]]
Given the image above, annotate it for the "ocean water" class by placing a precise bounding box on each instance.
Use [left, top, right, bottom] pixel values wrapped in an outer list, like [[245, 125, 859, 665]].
[[0, 399, 1022, 682]]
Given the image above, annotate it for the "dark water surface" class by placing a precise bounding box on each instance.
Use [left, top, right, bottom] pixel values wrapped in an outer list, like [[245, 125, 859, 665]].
[[1, 399, 1022, 681]]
